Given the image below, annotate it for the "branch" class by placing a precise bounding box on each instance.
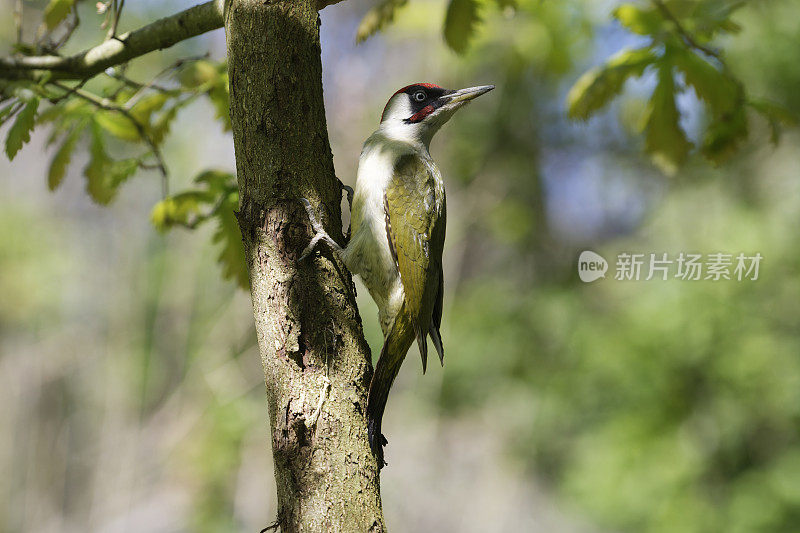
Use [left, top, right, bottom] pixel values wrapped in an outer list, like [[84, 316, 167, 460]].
[[108, 0, 126, 40], [52, 81, 170, 195], [14, 0, 23, 44], [652, 0, 724, 63], [0, 1, 226, 82], [51, 7, 81, 52], [104, 69, 177, 95]]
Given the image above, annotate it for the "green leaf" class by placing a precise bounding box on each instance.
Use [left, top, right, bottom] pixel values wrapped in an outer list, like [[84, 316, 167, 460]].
[[690, 0, 746, 39], [749, 99, 798, 145], [5, 97, 39, 160], [39, 99, 92, 147], [195, 170, 237, 193], [151, 105, 179, 145], [701, 105, 747, 164], [661, 0, 695, 19], [149, 201, 173, 232], [356, 0, 408, 44], [10, 86, 37, 102], [208, 81, 231, 132], [213, 193, 248, 289], [95, 111, 141, 142], [129, 93, 169, 125], [672, 47, 739, 115], [150, 170, 236, 231], [111, 87, 136, 106], [150, 190, 217, 231], [37, 98, 91, 124], [84, 123, 113, 204], [0, 101, 21, 128], [493, 0, 516, 10], [83, 123, 137, 204], [175, 60, 229, 132], [48, 124, 83, 191], [108, 158, 140, 186], [11, 43, 36, 56], [567, 47, 655, 120], [444, 0, 481, 55], [43, 0, 74, 30], [643, 65, 692, 175], [177, 61, 220, 90], [149, 169, 243, 287], [613, 3, 663, 36]]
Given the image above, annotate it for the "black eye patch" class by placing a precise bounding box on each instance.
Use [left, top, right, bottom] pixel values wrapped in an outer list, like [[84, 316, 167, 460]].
[[404, 85, 451, 121]]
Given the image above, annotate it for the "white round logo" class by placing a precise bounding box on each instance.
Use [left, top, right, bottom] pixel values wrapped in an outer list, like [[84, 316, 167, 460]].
[[578, 251, 607, 282]]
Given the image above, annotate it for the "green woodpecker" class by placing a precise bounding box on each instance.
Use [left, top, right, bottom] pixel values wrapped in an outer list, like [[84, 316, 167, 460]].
[[301, 82, 494, 466]]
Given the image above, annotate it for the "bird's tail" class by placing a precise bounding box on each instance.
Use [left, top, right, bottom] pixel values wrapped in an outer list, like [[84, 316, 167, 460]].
[[367, 312, 415, 468]]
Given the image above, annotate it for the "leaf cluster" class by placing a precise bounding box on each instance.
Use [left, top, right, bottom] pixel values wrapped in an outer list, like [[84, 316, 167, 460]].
[[566, 0, 796, 173], [356, 0, 512, 54], [4, 0, 241, 286], [151, 170, 248, 289], [2, 37, 235, 280]]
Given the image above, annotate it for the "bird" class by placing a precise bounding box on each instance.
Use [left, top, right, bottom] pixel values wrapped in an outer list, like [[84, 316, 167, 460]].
[[300, 82, 494, 467]]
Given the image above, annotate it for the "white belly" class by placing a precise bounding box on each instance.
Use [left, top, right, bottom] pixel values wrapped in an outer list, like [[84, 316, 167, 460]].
[[341, 137, 409, 335]]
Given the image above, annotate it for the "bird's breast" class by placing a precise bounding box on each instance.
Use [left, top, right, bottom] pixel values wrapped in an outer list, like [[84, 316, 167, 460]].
[[344, 141, 405, 323]]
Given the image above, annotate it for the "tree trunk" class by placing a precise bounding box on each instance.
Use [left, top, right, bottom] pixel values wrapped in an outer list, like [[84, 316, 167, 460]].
[[225, 1, 385, 531]]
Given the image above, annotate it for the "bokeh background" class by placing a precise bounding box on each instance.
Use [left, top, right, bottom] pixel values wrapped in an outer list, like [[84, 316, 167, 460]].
[[2, 0, 800, 531]]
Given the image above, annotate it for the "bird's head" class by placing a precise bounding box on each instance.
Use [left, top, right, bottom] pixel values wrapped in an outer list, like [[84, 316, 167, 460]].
[[378, 83, 494, 146]]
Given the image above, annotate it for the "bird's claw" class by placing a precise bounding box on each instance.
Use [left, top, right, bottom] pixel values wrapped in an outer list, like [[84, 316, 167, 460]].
[[299, 198, 343, 261], [299, 234, 323, 262]]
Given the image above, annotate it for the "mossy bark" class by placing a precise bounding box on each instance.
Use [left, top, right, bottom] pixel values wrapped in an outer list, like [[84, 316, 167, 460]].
[[225, 0, 385, 531]]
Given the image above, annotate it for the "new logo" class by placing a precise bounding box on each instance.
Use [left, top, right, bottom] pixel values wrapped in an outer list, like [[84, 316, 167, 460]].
[[578, 250, 608, 283]]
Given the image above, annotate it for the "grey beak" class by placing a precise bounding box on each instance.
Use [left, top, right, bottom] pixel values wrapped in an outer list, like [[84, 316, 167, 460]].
[[444, 85, 495, 105]]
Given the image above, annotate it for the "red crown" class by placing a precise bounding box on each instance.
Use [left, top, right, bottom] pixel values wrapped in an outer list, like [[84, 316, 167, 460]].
[[391, 83, 442, 98]]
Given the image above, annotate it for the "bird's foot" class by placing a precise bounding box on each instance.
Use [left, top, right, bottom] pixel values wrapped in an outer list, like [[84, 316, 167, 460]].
[[299, 198, 343, 261]]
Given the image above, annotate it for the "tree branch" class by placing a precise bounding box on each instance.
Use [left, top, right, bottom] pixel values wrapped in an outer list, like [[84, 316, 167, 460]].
[[14, 0, 23, 45], [652, 0, 724, 63], [0, 1, 226, 82], [108, 0, 126, 41], [51, 81, 170, 195]]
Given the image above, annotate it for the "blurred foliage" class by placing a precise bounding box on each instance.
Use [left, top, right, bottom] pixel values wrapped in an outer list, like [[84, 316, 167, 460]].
[[440, 177, 800, 532], [392, 0, 800, 531], [0, 201, 265, 532], [360, 0, 796, 174], [3, 0, 800, 532], [151, 169, 248, 289], [44, 0, 75, 30], [443, 0, 482, 54], [2, 0, 793, 290], [566, 0, 796, 173], [356, 0, 409, 43], [1, 35, 241, 283], [185, 400, 258, 533]]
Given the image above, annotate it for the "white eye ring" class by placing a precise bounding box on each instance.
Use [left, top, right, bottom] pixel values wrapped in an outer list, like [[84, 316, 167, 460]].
[[413, 91, 427, 102]]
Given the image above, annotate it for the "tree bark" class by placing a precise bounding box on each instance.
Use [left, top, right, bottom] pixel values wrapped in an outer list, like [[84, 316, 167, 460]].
[[225, 1, 385, 531]]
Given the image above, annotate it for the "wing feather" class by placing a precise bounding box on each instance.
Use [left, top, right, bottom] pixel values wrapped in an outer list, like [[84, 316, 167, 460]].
[[384, 153, 446, 371]]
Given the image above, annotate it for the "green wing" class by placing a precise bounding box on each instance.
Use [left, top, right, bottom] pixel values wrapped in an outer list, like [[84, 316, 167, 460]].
[[384, 153, 446, 372]]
